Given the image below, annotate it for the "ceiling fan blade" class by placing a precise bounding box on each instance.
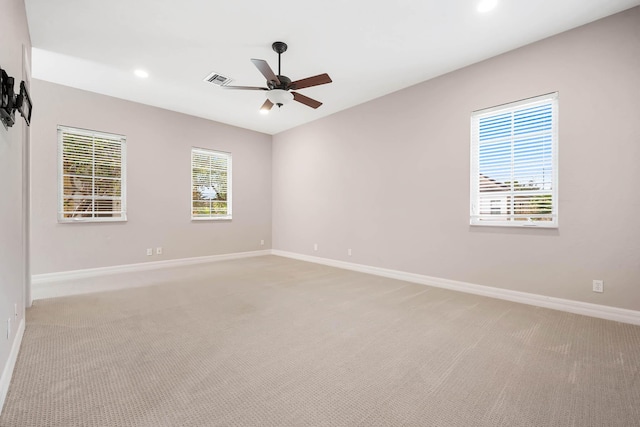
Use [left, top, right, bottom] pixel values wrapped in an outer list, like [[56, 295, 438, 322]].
[[291, 73, 332, 90], [292, 92, 323, 109], [251, 59, 281, 86], [221, 86, 268, 91], [260, 99, 274, 112]]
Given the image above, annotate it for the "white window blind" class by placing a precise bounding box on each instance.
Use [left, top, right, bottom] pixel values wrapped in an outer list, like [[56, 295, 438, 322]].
[[58, 126, 126, 222], [191, 148, 232, 220], [470, 93, 558, 227]]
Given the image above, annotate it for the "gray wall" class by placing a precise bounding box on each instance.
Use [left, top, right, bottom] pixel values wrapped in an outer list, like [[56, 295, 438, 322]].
[[0, 0, 30, 397], [272, 7, 640, 311], [30, 80, 272, 274]]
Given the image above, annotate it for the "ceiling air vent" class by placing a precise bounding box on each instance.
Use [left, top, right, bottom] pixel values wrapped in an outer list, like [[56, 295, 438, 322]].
[[203, 72, 232, 86]]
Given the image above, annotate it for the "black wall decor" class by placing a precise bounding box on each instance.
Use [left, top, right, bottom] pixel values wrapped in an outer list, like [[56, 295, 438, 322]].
[[16, 81, 32, 126], [0, 68, 16, 127], [0, 66, 32, 128]]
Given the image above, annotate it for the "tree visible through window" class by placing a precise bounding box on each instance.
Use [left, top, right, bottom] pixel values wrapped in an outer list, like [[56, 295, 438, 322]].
[[191, 148, 231, 220], [58, 126, 126, 222], [470, 93, 558, 227]]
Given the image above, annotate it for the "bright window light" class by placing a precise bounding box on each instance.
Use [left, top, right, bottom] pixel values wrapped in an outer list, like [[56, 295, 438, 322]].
[[470, 93, 559, 228], [191, 148, 232, 220], [477, 0, 498, 13], [57, 126, 127, 223]]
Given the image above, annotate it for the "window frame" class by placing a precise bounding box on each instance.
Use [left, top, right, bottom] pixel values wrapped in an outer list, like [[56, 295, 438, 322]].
[[470, 92, 559, 228], [190, 147, 232, 221], [57, 125, 127, 223]]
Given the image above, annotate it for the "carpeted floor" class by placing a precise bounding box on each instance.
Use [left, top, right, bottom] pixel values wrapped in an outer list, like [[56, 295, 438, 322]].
[[1, 255, 639, 426]]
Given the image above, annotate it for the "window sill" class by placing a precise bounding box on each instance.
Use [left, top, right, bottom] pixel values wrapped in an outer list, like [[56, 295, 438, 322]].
[[470, 222, 558, 229], [58, 217, 128, 224], [191, 217, 232, 222]]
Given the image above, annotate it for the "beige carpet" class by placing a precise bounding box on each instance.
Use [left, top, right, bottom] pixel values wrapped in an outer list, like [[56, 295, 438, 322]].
[[1, 255, 639, 426]]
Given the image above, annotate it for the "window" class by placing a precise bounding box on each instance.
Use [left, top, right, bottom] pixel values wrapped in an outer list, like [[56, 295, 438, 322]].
[[58, 126, 126, 222], [490, 199, 501, 215], [191, 148, 232, 220], [471, 93, 558, 227]]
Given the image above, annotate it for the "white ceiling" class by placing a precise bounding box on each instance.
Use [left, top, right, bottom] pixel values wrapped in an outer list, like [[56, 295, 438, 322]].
[[25, 0, 639, 135]]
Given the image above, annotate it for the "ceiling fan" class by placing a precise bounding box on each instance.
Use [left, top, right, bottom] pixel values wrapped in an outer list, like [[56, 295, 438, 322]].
[[223, 41, 332, 112]]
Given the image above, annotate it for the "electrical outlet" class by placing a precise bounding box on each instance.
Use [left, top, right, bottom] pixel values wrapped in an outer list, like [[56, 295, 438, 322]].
[[156, 247, 163, 255], [314, 243, 318, 251], [146, 248, 153, 256], [593, 280, 604, 293], [348, 248, 352, 256], [260, 239, 265, 246]]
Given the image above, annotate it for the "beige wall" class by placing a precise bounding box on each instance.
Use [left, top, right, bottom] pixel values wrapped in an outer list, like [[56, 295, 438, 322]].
[[31, 81, 272, 274], [0, 0, 30, 398], [273, 8, 640, 311]]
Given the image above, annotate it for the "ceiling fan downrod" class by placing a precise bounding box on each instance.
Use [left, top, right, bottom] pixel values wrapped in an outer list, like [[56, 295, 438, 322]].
[[272, 41, 288, 81]]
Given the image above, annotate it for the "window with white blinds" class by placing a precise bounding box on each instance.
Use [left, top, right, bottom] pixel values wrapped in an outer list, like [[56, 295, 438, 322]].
[[58, 126, 126, 222], [470, 93, 558, 227], [191, 148, 232, 220]]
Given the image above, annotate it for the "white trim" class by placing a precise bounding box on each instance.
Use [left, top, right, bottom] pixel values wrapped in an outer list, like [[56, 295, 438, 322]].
[[271, 250, 640, 326], [1, 318, 25, 411], [30, 248, 640, 325], [32, 250, 270, 300]]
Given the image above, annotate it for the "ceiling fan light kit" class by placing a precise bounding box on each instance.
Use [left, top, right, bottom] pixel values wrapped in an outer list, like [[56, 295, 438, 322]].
[[223, 41, 332, 112], [266, 89, 293, 107]]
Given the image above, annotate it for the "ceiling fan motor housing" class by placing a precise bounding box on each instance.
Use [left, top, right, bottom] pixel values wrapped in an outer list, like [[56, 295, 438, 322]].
[[269, 75, 291, 90]]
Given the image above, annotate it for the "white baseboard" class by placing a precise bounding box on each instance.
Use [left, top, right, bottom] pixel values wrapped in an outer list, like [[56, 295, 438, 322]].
[[1, 318, 25, 412], [29, 248, 640, 325], [32, 250, 271, 300], [272, 250, 640, 326]]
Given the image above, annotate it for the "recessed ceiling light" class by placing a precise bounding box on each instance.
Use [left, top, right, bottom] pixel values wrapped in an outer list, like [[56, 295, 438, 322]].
[[259, 109, 269, 115], [477, 0, 498, 13], [134, 69, 149, 78]]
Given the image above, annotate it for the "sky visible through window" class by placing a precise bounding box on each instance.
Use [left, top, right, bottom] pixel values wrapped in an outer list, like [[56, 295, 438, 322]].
[[478, 103, 553, 191]]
